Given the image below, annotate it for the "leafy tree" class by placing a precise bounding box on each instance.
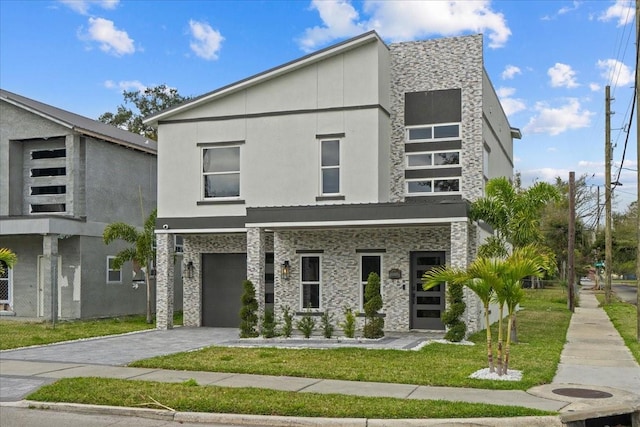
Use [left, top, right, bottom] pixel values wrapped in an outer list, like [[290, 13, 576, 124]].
[[98, 84, 191, 140], [0, 248, 17, 275], [363, 272, 384, 338], [471, 176, 560, 257], [239, 280, 259, 338], [103, 209, 157, 324]]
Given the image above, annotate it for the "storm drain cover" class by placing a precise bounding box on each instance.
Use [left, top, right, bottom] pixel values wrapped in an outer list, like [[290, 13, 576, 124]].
[[552, 388, 613, 399]]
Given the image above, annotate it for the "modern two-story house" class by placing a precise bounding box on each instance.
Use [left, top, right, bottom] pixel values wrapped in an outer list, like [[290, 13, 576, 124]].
[[147, 31, 518, 333], [0, 89, 180, 319]]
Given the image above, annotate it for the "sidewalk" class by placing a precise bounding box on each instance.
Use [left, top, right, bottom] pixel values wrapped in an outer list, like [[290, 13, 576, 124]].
[[1, 288, 639, 426]]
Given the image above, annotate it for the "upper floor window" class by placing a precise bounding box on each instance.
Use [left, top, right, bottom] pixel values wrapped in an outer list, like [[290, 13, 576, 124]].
[[321, 139, 340, 195], [406, 123, 460, 142], [202, 146, 240, 199], [407, 178, 460, 195], [406, 151, 460, 169], [31, 148, 66, 159]]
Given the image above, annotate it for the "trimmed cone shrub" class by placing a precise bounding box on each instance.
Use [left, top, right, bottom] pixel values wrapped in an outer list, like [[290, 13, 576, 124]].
[[363, 272, 384, 339], [441, 282, 467, 342], [239, 280, 259, 338]]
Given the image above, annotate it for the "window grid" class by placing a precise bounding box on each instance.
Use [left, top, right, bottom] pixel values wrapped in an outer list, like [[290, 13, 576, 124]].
[[405, 150, 460, 169], [202, 146, 240, 199], [406, 178, 461, 195], [406, 123, 461, 143], [106, 256, 122, 284], [300, 255, 321, 310], [320, 139, 340, 195]]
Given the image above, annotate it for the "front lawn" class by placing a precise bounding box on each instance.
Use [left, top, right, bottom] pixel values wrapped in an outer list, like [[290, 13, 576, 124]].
[[598, 294, 640, 364], [27, 377, 555, 419], [130, 286, 571, 391]]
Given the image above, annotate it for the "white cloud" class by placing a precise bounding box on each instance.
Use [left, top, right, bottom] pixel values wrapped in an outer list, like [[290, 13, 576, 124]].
[[496, 86, 526, 116], [597, 59, 634, 86], [548, 63, 579, 88], [524, 99, 594, 136], [83, 17, 135, 56], [518, 168, 570, 186], [298, 0, 511, 52], [547, 147, 557, 152], [59, 0, 118, 15], [298, 0, 364, 52], [189, 20, 224, 60], [104, 79, 146, 92], [589, 82, 602, 92], [599, 0, 634, 27], [501, 65, 521, 80]]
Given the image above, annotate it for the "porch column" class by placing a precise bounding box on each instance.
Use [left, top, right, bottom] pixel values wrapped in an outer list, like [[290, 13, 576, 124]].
[[246, 227, 265, 316], [42, 234, 58, 323], [182, 236, 200, 327], [155, 232, 174, 330], [451, 221, 481, 333]]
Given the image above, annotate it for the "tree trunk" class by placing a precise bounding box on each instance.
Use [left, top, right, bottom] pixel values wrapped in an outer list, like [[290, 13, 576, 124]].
[[510, 314, 518, 343], [504, 314, 514, 374], [145, 264, 152, 324], [496, 305, 504, 376], [485, 308, 494, 373]]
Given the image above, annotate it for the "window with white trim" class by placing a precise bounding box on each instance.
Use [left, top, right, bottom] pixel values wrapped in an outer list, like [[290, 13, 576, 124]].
[[300, 255, 321, 309], [320, 139, 340, 195], [0, 260, 12, 307], [406, 123, 460, 142], [106, 256, 122, 284], [202, 146, 240, 199], [360, 254, 382, 310]]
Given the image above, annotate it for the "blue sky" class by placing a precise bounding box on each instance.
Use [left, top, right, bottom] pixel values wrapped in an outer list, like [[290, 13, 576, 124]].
[[1, 0, 637, 211]]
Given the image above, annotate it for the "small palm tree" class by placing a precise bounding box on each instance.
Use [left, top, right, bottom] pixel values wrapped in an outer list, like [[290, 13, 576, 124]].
[[103, 209, 157, 323], [0, 248, 17, 275], [423, 258, 502, 373]]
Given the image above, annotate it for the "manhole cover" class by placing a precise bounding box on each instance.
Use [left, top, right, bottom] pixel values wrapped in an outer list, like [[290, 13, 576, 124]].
[[552, 388, 613, 399]]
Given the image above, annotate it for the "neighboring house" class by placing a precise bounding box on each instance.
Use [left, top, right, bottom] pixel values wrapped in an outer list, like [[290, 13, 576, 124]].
[[147, 31, 518, 333], [0, 89, 182, 319]]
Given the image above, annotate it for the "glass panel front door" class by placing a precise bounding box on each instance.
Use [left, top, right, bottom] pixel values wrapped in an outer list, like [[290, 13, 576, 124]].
[[410, 252, 445, 330]]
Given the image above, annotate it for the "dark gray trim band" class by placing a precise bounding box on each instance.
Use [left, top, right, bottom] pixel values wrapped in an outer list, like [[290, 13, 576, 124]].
[[156, 215, 246, 230], [405, 168, 462, 179], [405, 140, 462, 152], [316, 195, 345, 201], [159, 104, 390, 125], [247, 200, 470, 225], [197, 199, 245, 206], [316, 133, 345, 139], [196, 140, 245, 147], [356, 249, 386, 253], [296, 250, 325, 254]]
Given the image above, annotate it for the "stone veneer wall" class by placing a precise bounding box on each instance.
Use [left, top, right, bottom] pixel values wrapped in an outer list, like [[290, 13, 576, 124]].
[[273, 226, 450, 332], [155, 232, 174, 329], [388, 35, 484, 202], [181, 233, 246, 327]]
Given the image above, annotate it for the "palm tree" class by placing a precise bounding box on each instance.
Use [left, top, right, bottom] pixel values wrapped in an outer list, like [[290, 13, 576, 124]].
[[103, 209, 157, 323], [0, 248, 17, 275], [471, 176, 560, 257], [423, 257, 502, 373]]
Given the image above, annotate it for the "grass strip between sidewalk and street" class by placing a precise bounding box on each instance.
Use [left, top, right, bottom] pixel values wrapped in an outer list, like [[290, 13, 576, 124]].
[[596, 293, 640, 364], [0, 312, 183, 351], [27, 377, 555, 419]]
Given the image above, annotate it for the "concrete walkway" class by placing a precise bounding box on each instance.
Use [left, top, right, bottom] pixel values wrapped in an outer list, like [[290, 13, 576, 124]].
[[1, 287, 639, 426]]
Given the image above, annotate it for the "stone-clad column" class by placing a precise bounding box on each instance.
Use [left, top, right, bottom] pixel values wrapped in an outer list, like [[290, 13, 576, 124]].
[[246, 227, 265, 316], [155, 232, 174, 330]]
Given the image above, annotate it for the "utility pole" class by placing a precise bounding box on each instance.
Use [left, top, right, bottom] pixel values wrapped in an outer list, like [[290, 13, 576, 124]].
[[605, 85, 613, 305], [568, 172, 575, 312], [635, 0, 639, 342]]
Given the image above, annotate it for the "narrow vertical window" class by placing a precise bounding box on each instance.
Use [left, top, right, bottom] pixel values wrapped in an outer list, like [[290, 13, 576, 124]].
[[321, 140, 340, 195], [106, 256, 122, 284], [300, 255, 321, 309], [360, 254, 382, 310]]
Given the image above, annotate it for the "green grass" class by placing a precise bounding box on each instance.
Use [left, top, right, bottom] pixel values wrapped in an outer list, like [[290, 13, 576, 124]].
[[597, 294, 640, 364], [27, 377, 555, 419], [0, 312, 183, 350], [130, 286, 571, 391]]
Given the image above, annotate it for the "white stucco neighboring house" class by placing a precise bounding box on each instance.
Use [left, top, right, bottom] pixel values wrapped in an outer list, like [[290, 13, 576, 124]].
[[146, 31, 519, 333]]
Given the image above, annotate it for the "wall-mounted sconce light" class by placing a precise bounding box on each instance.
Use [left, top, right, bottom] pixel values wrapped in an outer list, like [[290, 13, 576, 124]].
[[281, 260, 291, 280], [388, 268, 402, 280], [185, 261, 194, 279]]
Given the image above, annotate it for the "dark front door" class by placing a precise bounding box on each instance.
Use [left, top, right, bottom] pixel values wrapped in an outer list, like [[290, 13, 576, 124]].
[[201, 253, 247, 327], [410, 251, 445, 330]]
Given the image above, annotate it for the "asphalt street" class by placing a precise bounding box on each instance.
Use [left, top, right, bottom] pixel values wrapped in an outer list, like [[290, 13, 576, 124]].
[[613, 283, 638, 305]]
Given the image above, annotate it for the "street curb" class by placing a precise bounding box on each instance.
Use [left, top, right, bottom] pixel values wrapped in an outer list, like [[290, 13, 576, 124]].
[[2, 400, 563, 427]]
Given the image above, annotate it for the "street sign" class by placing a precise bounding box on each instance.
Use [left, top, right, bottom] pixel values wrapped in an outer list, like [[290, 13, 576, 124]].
[[595, 261, 605, 268]]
